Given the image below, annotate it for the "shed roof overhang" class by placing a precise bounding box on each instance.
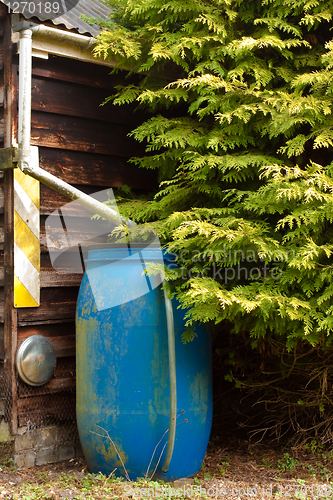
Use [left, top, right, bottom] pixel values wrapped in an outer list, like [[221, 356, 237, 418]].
[[13, 21, 116, 66], [1, 0, 112, 35]]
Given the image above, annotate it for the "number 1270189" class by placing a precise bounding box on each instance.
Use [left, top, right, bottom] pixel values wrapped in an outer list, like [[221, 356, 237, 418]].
[[7, 2, 63, 15]]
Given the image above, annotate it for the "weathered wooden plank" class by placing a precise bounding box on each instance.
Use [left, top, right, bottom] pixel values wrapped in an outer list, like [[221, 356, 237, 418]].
[[0, 180, 3, 204], [39, 148, 157, 191], [19, 376, 76, 397], [0, 268, 3, 287], [17, 304, 76, 325], [0, 229, 5, 250], [41, 213, 111, 253], [41, 184, 110, 215], [18, 318, 74, 327], [40, 250, 83, 287], [17, 287, 78, 325], [31, 76, 144, 125], [0, 248, 3, 287], [0, 117, 4, 139], [18, 322, 76, 358], [18, 357, 76, 397], [0, 213, 5, 251], [41, 269, 82, 288], [31, 111, 143, 157], [41, 247, 84, 273], [0, 323, 4, 360], [31, 55, 133, 90]]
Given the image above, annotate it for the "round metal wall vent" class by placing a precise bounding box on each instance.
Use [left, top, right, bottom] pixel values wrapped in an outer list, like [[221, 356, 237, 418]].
[[16, 335, 56, 386]]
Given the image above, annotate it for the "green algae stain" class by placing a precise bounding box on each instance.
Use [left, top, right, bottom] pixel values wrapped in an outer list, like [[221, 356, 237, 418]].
[[0, 422, 11, 443], [76, 317, 101, 410], [151, 327, 169, 417], [148, 400, 157, 425], [189, 372, 209, 420], [97, 435, 128, 470], [84, 428, 130, 476]]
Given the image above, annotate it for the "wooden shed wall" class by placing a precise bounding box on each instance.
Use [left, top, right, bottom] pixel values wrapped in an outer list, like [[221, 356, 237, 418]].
[[0, 12, 5, 359], [9, 48, 154, 429], [2, 7, 16, 430]]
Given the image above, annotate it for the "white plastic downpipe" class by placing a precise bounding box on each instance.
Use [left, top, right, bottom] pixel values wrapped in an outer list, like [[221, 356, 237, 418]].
[[18, 29, 32, 164], [21, 160, 133, 226], [16, 28, 131, 227]]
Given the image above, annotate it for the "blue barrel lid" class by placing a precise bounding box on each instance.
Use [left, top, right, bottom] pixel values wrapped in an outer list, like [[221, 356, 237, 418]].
[[85, 244, 175, 264]]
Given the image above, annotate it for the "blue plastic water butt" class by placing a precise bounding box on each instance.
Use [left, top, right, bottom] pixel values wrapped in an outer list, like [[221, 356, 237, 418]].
[[76, 246, 212, 481]]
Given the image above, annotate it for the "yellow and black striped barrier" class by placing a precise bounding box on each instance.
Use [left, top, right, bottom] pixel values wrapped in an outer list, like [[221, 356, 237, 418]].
[[14, 147, 40, 308]]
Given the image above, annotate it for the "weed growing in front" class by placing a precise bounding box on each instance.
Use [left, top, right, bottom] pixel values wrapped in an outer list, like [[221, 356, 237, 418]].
[[219, 460, 230, 476], [277, 453, 298, 471]]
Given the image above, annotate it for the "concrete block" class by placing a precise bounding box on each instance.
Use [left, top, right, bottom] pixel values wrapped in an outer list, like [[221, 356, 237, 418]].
[[15, 450, 36, 468], [17, 426, 29, 435], [38, 426, 59, 448], [15, 425, 60, 452], [14, 425, 80, 466], [58, 445, 75, 462], [14, 431, 35, 452], [36, 446, 58, 466]]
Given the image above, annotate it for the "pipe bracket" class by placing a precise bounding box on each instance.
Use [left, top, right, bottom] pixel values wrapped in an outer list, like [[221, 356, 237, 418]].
[[12, 20, 38, 32]]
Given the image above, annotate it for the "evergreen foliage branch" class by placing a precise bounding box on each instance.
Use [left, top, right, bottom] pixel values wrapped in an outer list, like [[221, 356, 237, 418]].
[[95, 0, 333, 355]]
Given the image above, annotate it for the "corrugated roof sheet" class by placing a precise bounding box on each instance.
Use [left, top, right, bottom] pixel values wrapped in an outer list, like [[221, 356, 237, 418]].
[[1, 0, 112, 36]]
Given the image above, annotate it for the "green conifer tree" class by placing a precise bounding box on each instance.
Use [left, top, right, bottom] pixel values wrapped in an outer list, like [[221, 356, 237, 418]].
[[91, 0, 333, 440]]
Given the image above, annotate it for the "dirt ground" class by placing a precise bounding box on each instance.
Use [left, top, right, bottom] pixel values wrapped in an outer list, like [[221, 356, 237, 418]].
[[0, 435, 333, 499]]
